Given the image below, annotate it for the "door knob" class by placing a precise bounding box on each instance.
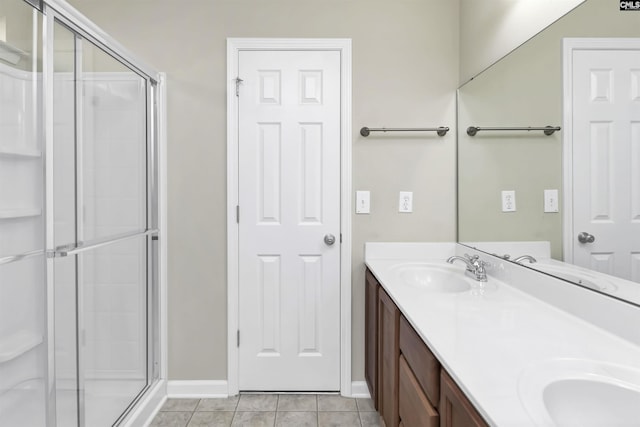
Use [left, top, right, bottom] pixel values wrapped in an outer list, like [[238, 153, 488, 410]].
[[324, 234, 336, 246], [577, 232, 595, 244]]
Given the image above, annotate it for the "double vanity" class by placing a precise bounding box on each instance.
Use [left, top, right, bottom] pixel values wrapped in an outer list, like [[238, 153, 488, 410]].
[[364, 242, 640, 426]]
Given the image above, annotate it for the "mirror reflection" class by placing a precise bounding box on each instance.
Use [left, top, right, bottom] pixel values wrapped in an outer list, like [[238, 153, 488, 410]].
[[457, 0, 640, 304]]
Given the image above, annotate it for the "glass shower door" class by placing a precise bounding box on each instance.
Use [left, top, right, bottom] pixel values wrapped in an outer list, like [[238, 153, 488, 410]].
[[0, 1, 46, 426], [52, 19, 152, 427]]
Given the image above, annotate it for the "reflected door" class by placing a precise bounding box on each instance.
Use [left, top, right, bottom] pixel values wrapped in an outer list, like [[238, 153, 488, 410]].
[[51, 20, 151, 427], [570, 43, 640, 282]]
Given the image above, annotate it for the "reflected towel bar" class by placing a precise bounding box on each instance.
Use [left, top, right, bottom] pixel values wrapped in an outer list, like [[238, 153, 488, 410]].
[[467, 126, 561, 136], [360, 126, 449, 137]]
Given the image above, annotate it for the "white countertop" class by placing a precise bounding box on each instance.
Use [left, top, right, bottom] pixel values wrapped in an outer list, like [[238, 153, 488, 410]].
[[365, 243, 640, 427]]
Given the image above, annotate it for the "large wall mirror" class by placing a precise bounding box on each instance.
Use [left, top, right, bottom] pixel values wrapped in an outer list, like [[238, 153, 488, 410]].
[[457, 0, 640, 305]]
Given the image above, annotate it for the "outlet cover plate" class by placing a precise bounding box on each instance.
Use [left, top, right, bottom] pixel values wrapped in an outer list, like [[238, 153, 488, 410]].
[[544, 189, 559, 213], [501, 190, 516, 212], [399, 191, 413, 213]]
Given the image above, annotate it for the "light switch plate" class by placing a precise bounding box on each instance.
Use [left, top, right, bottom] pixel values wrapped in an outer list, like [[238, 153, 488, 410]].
[[356, 190, 370, 214], [501, 190, 516, 212]]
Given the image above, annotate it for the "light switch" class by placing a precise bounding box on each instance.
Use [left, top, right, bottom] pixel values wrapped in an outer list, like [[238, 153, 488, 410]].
[[501, 190, 516, 212], [356, 191, 370, 214], [544, 189, 559, 213]]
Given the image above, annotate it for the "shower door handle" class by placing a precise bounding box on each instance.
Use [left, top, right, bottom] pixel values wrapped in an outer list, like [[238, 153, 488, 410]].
[[324, 234, 336, 246]]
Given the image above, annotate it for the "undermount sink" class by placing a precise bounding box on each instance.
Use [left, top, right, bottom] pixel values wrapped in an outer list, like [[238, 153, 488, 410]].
[[544, 378, 640, 426], [518, 359, 640, 426], [390, 263, 473, 293]]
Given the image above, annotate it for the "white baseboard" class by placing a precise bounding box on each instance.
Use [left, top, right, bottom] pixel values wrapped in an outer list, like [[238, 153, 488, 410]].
[[350, 381, 371, 399], [163, 379, 368, 400], [167, 380, 229, 398], [122, 380, 167, 427]]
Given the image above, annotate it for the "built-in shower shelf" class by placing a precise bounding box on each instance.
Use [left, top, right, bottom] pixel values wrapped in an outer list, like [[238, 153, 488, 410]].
[[0, 331, 43, 363], [0, 146, 41, 158], [0, 208, 42, 220]]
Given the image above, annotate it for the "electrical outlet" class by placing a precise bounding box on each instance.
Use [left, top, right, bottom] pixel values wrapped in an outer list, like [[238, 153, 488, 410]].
[[501, 190, 516, 212], [356, 191, 370, 214], [399, 191, 413, 213], [544, 189, 559, 213]]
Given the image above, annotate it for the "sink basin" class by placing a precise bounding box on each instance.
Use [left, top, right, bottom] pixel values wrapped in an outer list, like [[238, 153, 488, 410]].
[[518, 359, 640, 426], [544, 378, 640, 426], [390, 263, 472, 293]]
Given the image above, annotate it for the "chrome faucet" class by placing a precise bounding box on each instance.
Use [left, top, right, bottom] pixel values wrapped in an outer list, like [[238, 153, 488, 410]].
[[513, 255, 537, 264], [447, 254, 488, 282]]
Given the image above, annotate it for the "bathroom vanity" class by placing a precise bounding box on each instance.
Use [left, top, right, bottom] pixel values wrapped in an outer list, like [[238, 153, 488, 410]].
[[366, 268, 487, 427], [365, 242, 640, 427]]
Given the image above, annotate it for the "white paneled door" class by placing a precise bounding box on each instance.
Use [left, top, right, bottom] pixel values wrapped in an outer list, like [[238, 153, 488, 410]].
[[237, 50, 341, 390], [571, 45, 640, 282]]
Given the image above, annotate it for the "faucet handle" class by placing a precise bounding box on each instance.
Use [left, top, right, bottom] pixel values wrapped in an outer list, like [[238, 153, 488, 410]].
[[464, 253, 479, 262]]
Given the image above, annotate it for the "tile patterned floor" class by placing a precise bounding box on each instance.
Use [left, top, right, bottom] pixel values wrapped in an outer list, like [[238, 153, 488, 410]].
[[149, 394, 382, 427]]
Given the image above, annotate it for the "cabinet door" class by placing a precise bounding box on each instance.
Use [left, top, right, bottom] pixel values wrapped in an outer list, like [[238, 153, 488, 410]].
[[440, 370, 489, 427], [399, 355, 439, 427], [378, 288, 400, 427], [365, 269, 379, 406]]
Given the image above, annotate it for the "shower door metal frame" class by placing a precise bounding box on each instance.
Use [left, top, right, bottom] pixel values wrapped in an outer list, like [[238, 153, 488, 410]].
[[39, 1, 166, 425], [0, 3, 47, 427]]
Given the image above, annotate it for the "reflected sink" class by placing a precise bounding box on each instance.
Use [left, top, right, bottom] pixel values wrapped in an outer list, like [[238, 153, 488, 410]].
[[518, 359, 640, 426], [533, 264, 618, 293], [390, 263, 472, 293]]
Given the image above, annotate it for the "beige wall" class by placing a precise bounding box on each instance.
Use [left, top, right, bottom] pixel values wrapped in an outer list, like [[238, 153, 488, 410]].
[[459, 0, 584, 83], [65, 0, 459, 381]]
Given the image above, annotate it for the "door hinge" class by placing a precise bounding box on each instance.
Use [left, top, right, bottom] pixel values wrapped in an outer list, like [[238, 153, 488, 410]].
[[235, 77, 243, 97], [236, 205, 240, 224], [237, 330, 240, 347], [340, 233, 343, 244]]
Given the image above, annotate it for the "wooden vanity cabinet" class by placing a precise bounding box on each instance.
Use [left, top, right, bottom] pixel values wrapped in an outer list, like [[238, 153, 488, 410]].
[[440, 370, 489, 427], [365, 269, 379, 406], [378, 287, 400, 427]]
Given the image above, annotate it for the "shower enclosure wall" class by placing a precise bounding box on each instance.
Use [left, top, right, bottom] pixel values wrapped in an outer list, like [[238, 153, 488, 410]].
[[0, 0, 164, 425]]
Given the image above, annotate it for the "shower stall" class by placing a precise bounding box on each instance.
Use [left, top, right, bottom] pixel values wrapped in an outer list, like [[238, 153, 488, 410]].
[[0, 0, 164, 425]]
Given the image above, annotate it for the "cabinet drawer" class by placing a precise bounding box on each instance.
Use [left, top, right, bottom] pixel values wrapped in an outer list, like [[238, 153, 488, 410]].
[[399, 315, 440, 407], [399, 355, 439, 427]]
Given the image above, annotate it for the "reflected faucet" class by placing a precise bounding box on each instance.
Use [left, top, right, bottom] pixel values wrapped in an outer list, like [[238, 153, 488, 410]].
[[513, 255, 537, 264], [447, 254, 488, 282]]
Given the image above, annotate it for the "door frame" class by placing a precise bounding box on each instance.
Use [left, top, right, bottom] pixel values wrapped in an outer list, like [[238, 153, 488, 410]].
[[562, 37, 640, 264], [226, 38, 352, 396]]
